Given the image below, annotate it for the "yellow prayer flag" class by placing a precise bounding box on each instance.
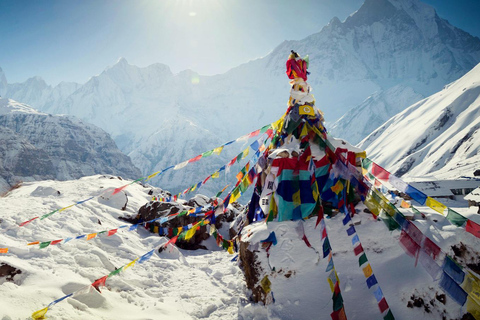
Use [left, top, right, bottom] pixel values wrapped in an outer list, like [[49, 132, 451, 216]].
[[86, 233, 97, 241], [272, 118, 284, 133], [213, 146, 224, 155], [467, 297, 480, 320], [227, 243, 234, 254], [185, 227, 196, 241], [300, 123, 309, 137], [124, 258, 138, 270], [400, 200, 411, 208], [242, 147, 250, 159], [331, 180, 344, 194], [426, 197, 447, 215], [31, 307, 49, 320], [212, 171, 220, 179], [356, 151, 367, 159], [147, 171, 160, 180], [154, 226, 159, 234], [260, 275, 272, 294], [59, 204, 75, 212], [362, 264, 373, 278], [0, 248, 8, 254], [299, 105, 315, 116]]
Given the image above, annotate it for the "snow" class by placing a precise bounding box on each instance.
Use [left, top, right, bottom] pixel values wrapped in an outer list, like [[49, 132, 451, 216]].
[[359, 62, 480, 180], [1, 173, 478, 319]]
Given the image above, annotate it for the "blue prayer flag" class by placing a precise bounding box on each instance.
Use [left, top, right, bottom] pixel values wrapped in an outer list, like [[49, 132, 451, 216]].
[[343, 214, 352, 226], [440, 272, 467, 306], [346, 225, 355, 236], [351, 234, 360, 246], [138, 250, 155, 264], [366, 275, 378, 288], [373, 287, 383, 302], [443, 256, 465, 285]]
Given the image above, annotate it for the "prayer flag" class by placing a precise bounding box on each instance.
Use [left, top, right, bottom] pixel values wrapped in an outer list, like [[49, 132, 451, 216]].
[[446, 208, 467, 227], [346, 225, 355, 236], [92, 275, 108, 292], [371, 162, 390, 181], [443, 256, 465, 285], [440, 271, 467, 305], [366, 275, 378, 288], [323, 237, 332, 258], [213, 146, 224, 155], [0, 248, 8, 254], [261, 275, 272, 294], [112, 185, 128, 195], [138, 250, 154, 264], [358, 253, 368, 267], [466, 219, 480, 239], [20, 216, 39, 227], [362, 264, 373, 278], [353, 244, 364, 256], [31, 307, 49, 319], [373, 287, 384, 302], [383, 309, 394, 320], [422, 237, 440, 260], [330, 307, 347, 320], [107, 229, 118, 236], [332, 291, 344, 312], [174, 161, 189, 170], [188, 154, 202, 163], [378, 297, 389, 313], [399, 230, 420, 258], [351, 234, 360, 246], [50, 239, 62, 245], [343, 213, 352, 226], [124, 258, 138, 270], [39, 241, 51, 249], [426, 197, 447, 215], [86, 233, 97, 241], [418, 249, 442, 280]]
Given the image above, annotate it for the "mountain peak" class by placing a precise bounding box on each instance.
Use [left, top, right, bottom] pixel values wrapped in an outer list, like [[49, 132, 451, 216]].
[[115, 57, 129, 66]]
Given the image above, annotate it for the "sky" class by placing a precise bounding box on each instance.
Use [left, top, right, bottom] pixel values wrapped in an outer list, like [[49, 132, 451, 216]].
[[1, 0, 480, 86]]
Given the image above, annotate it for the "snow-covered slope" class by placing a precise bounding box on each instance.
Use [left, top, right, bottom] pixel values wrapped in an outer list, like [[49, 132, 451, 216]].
[[358, 62, 480, 179], [0, 98, 141, 192], [329, 85, 424, 144], [3, 0, 480, 191]]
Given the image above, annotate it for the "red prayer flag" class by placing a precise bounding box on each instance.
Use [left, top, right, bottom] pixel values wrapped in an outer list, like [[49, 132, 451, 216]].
[[399, 230, 420, 258], [466, 220, 480, 239], [422, 237, 441, 260], [91, 275, 108, 292], [315, 205, 324, 228], [330, 307, 347, 320], [248, 129, 260, 138], [112, 184, 128, 195], [107, 229, 118, 236], [371, 162, 391, 181], [378, 297, 389, 313], [19, 216, 39, 227], [50, 239, 63, 245], [354, 244, 364, 256], [164, 235, 179, 248], [188, 155, 202, 163], [302, 235, 312, 248]]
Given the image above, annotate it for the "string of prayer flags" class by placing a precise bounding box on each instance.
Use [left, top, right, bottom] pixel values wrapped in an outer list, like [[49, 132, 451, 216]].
[[363, 157, 480, 240], [342, 208, 394, 318], [31, 237, 180, 319]]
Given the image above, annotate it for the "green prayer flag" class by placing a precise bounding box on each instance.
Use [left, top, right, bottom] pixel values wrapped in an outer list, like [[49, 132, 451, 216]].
[[446, 208, 468, 227], [202, 150, 214, 157], [39, 241, 51, 249], [363, 158, 373, 170], [332, 291, 344, 311], [98, 230, 107, 235], [260, 124, 271, 133], [178, 211, 187, 217], [411, 206, 422, 215], [381, 214, 400, 231], [108, 267, 123, 277], [358, 253, 368, 267], [383, 309, 395, 320], [41, 209, 58, 220], [173, 228, 178, 236], [236, 152, 243, 163], [149, 224, 155, 232]]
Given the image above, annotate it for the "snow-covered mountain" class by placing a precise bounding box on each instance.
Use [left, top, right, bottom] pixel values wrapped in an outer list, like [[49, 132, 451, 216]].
[[358, 62, 480, 180], [329, 85, 424, 144], [2, 0, 480, 192], [0, 98, 141, 192]]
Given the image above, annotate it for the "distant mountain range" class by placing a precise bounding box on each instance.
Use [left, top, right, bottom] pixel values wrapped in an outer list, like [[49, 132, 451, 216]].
[[0, 98, 141, 192], [1, 0, 479, 192]]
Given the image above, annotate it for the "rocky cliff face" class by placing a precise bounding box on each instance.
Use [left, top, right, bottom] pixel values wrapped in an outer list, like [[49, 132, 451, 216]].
[[0, 98, 141, 193]]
